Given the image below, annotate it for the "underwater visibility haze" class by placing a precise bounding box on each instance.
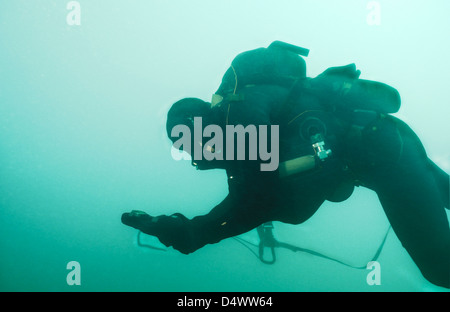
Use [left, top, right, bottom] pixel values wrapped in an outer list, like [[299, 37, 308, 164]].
[[0, 0, 449, 292]]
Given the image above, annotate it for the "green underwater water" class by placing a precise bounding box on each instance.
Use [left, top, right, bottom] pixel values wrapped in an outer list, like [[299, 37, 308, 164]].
[[0, 0, 449, 292]]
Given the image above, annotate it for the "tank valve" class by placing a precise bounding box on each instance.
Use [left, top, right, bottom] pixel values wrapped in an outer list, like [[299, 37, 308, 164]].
[[311, 134, 332, 161]]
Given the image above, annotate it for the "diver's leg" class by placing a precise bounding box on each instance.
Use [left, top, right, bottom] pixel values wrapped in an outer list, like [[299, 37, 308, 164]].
[[428, 159, 449, 209], [376, 171, 450, 288], [366, 123, 450, 288]]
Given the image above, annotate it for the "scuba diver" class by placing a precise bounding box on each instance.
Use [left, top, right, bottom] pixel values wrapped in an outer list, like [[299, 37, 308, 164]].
[[121, 41, 450, 288]]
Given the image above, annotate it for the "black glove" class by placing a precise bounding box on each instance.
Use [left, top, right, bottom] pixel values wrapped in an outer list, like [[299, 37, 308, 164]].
[[121, 210, 156, 232], [121, 210, 194, 254]]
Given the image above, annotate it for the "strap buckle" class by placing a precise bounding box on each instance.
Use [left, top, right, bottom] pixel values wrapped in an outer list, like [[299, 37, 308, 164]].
[[257, 222, 277, 264]]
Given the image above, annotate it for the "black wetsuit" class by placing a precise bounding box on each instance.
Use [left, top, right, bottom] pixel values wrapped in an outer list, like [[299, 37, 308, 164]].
[[122, 79, 450, 288]]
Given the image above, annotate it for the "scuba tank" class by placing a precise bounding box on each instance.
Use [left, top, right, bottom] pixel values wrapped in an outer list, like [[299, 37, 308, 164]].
[[212, 41, 309, 107], [309, 63, 401, 114], [212, 41, 400, 114], [212, 41, 402, 180]]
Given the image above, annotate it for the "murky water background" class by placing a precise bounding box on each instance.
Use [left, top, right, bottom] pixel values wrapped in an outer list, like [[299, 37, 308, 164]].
[[1, 0, 449, 291]]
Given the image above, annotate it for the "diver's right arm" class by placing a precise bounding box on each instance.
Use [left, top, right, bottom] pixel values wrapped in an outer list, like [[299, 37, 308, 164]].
[[121, 166, 277, 254]]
